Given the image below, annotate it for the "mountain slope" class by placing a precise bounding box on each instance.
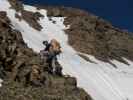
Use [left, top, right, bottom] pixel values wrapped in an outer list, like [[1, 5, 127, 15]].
[[40, 6, 133, 64], [0, 0, 92, 100], [0, 0, 133, 100], [41, 6, 133, 100]]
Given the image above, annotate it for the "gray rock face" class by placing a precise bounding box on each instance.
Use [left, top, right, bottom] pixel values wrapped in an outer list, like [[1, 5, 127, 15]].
[[0, 11, 92, 100]]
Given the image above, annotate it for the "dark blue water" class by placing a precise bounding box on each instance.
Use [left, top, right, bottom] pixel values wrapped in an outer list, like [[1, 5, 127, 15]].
[[22, 0, 133, 32]]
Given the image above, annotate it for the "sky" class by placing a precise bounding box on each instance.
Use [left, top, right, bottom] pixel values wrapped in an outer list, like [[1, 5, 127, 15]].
[[22, 0, 133, 32]]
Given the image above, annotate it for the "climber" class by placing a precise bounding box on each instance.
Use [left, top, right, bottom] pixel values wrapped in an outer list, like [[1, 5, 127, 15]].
[[40, 40, 51, 60], [42, 40, 51, 51], [40, 39, 62, 75]]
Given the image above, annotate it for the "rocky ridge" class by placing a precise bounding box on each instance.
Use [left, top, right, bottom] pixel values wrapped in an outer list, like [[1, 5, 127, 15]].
[[0, 2, 92, 100]]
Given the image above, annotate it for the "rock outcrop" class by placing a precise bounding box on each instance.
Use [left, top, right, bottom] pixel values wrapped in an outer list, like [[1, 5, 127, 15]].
[[0, 11, 92, 100], [8, 0, 43, 31], [65, 16, 133, 64], [37, 6, 89, 17]]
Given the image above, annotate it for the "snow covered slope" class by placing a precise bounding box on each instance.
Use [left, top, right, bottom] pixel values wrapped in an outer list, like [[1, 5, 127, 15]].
[[0, 0, 133, 100]]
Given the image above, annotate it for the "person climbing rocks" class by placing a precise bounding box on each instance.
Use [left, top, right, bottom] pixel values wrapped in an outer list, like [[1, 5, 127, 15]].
[[42, 40, 51, 51], [40, 40, 51, 60], [40, 39, 62, 75]]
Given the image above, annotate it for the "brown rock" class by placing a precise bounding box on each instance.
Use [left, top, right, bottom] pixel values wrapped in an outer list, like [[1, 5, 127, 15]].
[[21, 10, 43, 31]]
